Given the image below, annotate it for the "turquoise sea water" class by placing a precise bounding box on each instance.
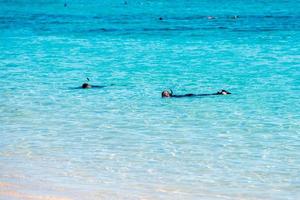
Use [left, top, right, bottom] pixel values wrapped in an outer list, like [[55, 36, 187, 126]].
[[0, 0, 300, 199]]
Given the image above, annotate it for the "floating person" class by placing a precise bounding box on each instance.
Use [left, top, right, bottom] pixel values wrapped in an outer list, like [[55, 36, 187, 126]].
[[80, 78, 106, 89], [161, 89, 231, 98], [159, 17, 163, 21], [81, 83, 107, 89]]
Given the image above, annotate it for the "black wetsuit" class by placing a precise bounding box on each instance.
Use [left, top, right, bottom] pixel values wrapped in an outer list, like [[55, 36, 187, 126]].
[[88, 85, 104, 88], [78, 83, 116, 89], [171, 93, 219, 98], [72, 85, 105, 89]]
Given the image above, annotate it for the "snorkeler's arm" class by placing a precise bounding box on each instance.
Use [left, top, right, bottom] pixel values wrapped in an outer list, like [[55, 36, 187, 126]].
[[172, 93, 219, 97], [172, 94, 195, 98]]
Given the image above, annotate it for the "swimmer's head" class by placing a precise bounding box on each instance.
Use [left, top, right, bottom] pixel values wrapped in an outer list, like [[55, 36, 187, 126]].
[[162, 90, 172, 98], [218, 90, 231, 95], [82, 83, 92, 89]]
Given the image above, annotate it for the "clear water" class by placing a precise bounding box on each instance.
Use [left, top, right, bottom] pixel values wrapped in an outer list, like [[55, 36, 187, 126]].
[[0, 0, 300, 199]]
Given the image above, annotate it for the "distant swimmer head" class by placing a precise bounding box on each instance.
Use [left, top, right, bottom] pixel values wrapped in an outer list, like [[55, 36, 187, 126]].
[[82, 83, 92, 89], [161, 89, 173, 98], [217, 89, 231, 95]]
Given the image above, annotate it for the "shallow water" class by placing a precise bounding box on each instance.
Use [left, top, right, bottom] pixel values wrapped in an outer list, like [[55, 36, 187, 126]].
[[0, 0, 300, 199]]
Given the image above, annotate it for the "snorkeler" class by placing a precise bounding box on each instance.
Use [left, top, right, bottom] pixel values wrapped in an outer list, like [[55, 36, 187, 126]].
[[81, 83, 107, 89], [80, 78, 106, 89], [161, 89, 231, 98]]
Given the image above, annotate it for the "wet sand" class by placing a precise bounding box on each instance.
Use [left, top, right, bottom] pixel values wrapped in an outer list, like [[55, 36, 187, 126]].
[[0, 182, 72, 200]]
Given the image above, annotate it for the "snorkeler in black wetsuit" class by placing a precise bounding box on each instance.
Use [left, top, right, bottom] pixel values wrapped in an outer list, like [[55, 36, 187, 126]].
[[80, 78, 106, 89], [161, 89, 231, 98], [81, 83, 106, 89]]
